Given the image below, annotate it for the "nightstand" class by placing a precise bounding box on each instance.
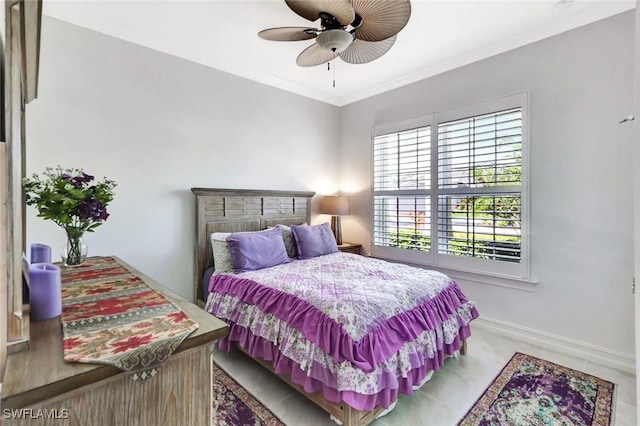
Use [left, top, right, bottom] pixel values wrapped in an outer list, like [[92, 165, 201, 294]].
[[338, 242, 362, 255]]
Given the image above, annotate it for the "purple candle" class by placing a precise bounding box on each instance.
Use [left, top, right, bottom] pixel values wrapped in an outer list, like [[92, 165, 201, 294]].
[[29, 263, 62, 321], [30, 243, 51, 264]]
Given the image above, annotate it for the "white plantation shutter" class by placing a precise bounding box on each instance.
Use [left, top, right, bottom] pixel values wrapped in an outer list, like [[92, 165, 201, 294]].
[[437, 108, 522, 263], [372, 94, 528, 277], [373, 195, 431, 250], [437, 109, 522, 188], [373, 127, 430, 191], [373, 126, 431, 251]]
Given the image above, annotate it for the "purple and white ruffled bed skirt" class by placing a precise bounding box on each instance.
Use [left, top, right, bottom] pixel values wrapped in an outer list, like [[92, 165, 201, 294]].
[[218, 321, 472, 411]]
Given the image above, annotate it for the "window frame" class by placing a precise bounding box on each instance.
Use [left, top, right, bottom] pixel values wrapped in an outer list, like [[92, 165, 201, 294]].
[[371, 92, 530, 280]]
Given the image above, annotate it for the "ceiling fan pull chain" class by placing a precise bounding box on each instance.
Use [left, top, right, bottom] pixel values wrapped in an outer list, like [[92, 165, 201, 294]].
[[333, 59, 336, 88]]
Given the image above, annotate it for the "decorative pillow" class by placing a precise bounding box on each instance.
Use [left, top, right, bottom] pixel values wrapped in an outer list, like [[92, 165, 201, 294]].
[[226, 228, 290, 273], [210, 232, 233, 273], [276, 224, 298, 258], [290, 223, 338, 260]]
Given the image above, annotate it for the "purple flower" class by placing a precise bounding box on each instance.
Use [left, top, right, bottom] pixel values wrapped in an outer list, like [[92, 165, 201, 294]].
[[77, 198, 109, 221], [24, 167, 116, 229], [62, 171, 95, 189]]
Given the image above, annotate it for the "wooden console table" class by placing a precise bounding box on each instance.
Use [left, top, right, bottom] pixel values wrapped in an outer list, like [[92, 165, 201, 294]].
[[0, 257, 228, 426]]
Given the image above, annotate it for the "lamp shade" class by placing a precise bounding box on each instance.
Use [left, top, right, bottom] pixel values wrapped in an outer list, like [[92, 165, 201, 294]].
[[316, 29, 353, 52], [320, 195, 350, 216]]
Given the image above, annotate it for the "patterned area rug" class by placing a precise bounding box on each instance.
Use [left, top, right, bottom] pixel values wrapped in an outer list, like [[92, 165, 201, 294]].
[[212, 362, 286, 426], [458, 352, 616, 426]]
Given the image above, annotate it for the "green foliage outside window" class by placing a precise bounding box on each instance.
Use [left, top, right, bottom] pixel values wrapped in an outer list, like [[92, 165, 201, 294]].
[[460, 146, 522, 229], [449, 146, 522, 261], [388, 229, 430, 251]]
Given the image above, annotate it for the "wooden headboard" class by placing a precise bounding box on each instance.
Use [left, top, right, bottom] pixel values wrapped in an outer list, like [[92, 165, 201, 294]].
[[191, 188, 315, 305]]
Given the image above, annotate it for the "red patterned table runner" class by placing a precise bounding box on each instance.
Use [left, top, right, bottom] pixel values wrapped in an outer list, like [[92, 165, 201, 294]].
[[60, 256, 199, 381]]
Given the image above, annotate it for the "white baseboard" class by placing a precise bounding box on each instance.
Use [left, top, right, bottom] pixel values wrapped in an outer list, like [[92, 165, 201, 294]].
[[472, 317, 636, 374]]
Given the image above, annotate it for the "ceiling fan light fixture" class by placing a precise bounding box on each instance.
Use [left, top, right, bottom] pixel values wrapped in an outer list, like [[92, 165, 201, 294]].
[[316, 29, 353, 52]]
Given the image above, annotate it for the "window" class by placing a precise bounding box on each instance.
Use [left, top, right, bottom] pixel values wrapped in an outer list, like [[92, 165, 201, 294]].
[[372, 94, 528, 278], [373, 126, 432, 251]]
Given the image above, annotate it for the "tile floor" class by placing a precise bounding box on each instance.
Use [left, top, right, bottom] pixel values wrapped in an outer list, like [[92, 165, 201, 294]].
[[213, 326, 637, 425]]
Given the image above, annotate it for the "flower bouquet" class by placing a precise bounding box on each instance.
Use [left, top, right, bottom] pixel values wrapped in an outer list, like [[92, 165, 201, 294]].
[[23, 167, 116, 265]]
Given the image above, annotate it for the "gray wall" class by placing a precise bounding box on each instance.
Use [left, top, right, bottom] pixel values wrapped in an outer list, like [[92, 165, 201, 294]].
[[25, 17, 341, 300], [339, 11, 635, 356]]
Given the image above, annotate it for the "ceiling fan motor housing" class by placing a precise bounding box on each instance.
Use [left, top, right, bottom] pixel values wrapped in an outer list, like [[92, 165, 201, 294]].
[[316, 29, 353, 52]]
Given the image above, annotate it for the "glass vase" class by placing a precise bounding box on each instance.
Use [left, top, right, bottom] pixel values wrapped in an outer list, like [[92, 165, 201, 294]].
[[62, 227, 88, 266]]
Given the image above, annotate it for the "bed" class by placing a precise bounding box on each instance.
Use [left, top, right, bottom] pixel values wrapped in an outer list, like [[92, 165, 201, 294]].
[[192, 188, 478, 426]]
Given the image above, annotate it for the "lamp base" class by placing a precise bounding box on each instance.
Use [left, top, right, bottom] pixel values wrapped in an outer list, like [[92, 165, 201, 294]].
[[330, 216, 342, 245]]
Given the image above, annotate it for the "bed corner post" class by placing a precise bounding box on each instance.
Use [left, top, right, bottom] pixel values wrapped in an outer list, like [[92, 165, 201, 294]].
[[461, 339, 467, 355], [343, 405, 362, 426], [191, 187, 205, 307], [194, 244, 204, 308]]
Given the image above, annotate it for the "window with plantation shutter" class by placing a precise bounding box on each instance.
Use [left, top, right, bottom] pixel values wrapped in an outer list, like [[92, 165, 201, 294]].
[[373, 126, 432, 252], [372, 93, 528, 278], [437, 108, 522, 263]]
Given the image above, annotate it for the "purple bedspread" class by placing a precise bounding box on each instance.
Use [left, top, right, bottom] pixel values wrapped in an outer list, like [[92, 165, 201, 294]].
[[205, 252, 478, 411]]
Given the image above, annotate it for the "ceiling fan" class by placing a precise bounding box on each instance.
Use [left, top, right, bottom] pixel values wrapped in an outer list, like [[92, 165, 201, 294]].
[[258, 0, 411, 67]]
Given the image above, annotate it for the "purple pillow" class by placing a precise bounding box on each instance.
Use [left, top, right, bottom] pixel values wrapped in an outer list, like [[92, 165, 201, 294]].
[[226, 228, 290, 272], [290, 223, 338, 259]]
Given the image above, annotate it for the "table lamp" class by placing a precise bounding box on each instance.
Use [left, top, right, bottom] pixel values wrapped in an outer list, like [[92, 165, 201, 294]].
[[320, 195, 350, 245]]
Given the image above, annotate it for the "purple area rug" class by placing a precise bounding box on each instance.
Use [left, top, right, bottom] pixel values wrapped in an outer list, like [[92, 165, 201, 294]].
[[212, 362, 286, 426], [458, 352, 615, 426]]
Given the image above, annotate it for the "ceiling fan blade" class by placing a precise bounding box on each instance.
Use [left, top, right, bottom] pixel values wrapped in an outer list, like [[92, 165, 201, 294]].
[[339, 35, 396, 64], [258, 27, 318, 41], [285, 0, 355, 26], [351, 0, 411, 42], [296, 43, 339, 67]]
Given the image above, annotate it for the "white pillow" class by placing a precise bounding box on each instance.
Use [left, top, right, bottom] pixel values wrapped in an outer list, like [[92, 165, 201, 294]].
[[210, 232, 233, 273], [276, 224, 298, 258]]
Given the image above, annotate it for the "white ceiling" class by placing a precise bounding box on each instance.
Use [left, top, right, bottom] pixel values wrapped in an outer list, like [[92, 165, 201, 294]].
[[43, 0, 635, 106]]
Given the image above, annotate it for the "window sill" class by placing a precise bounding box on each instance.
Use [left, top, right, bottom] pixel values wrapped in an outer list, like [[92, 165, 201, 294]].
[[369, 255, 539, 292]]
